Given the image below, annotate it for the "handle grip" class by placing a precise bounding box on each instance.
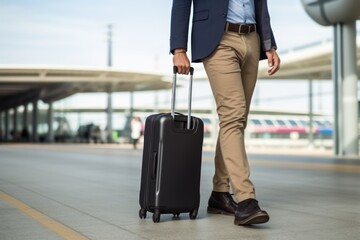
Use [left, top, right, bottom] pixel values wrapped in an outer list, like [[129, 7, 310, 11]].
[[173, 66, 194, 75]]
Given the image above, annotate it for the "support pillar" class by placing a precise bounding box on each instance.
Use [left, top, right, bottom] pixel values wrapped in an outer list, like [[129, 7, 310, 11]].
[[13, 107, 18, 141], [23, 104, 28, 130], [47, 102, 54, 142], [4, 110, 9, 142], [333, 21, 358, 156], [333, 24, 342, 155], [107, 91, 113, 143], [308, 79, 314, 148], [22, 104, 29, 142], [129, 92, 135, 145], [32, 100, 38, 142]]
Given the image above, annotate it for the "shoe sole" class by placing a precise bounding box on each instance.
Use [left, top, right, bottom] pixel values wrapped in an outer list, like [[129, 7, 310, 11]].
[[234, 212, 270, 225], [207, 207, 234, 216]]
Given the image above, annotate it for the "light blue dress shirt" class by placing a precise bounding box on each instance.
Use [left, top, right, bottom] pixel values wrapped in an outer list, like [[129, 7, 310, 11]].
[[227, 0, 256, 24]]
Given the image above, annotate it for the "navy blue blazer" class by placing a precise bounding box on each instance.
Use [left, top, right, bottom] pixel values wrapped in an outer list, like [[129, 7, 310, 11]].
[[170, 0, 277, 62]]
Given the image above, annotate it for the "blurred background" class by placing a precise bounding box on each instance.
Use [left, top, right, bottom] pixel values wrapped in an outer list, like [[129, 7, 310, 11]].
[[0, 0, 359, 153]]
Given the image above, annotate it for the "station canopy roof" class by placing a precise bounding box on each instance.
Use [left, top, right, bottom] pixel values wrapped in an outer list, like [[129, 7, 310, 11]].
[[0, 65, 172, 110], [257, 36, 360, 80], [1, 34, 359, 111]]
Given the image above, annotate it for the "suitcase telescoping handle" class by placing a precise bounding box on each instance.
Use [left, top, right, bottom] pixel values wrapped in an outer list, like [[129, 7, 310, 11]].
[[171, 66, 194, 130]]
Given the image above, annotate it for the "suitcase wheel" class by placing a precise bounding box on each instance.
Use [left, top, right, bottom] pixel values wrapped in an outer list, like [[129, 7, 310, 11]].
[[189, 208, 198, 220], [152, 210, 161, 223], [139, 208, 147, 219]]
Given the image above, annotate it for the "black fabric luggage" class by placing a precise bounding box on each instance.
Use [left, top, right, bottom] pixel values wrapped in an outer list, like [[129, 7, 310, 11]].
[[139, 67, 204, 223]]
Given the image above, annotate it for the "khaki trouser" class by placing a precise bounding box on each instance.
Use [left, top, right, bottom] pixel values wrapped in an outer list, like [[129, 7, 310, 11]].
[[203, 31, 260, 202]]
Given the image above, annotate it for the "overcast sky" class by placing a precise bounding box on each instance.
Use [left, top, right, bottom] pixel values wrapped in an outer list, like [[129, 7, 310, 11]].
[[0, 1, 358, 121], [0, 0, 340, 73]]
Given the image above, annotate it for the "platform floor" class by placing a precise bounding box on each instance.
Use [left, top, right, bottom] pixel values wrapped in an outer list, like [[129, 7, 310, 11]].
[[0, 144, 359, 240]]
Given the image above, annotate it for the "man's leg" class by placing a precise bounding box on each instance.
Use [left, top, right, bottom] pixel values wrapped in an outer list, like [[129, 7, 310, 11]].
[[203, 31, 260, 202]]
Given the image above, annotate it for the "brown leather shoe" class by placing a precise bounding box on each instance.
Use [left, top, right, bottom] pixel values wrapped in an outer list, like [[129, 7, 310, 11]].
[[234, 199, 269, 225], [207, 191, 237, 215]]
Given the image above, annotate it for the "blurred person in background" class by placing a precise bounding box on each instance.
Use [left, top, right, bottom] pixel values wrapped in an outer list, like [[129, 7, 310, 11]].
[[131, 116, 143, 149]]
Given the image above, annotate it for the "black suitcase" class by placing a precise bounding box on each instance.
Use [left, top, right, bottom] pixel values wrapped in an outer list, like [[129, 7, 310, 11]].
[[138, 67, 204, 223]]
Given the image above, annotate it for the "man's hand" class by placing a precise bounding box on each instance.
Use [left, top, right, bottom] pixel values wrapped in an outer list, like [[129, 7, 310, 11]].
[[173, 49, 191, 74], [265, 48, 280, 76]]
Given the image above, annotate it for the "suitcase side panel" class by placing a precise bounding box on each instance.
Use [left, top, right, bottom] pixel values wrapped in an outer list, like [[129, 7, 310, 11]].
[[139, 113, 165, 212]]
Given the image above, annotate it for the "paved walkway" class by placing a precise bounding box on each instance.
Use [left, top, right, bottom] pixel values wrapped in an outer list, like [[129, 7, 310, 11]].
[[0, 144, 359, 240]]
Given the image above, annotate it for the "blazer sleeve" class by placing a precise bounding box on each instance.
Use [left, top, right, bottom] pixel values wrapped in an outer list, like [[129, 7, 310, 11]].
[[169, 0, 193, 54], [256, 0, 277, 59], [261, 4, 277, 51]]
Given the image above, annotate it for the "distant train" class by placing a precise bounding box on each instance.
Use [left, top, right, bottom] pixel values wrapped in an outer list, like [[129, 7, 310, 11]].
[[247, 116, 333, 139], [200, 115, 333, 141]]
